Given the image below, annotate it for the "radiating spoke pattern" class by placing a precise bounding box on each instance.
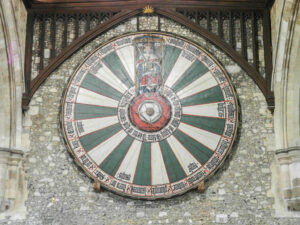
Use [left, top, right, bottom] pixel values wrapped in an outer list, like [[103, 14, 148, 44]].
[[62, 33, 238, 199]]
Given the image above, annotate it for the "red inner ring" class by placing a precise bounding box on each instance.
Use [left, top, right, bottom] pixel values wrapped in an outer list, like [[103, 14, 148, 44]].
[[129, 93, 171, 132]]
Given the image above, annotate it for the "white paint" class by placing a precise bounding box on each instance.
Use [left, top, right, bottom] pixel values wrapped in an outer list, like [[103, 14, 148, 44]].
[[165, 54, 194, 88], [176, 71, 218, 99], [178, 122, 220, 150], [76, 88, 119, 108], [94, 63, 128, 94], [115, 140, 142, 183], [166, 135, 202, 175], [88, 130, 127, 165], [77, 116, 119, 137], [116, 45, 135, 83], [182, 102, 222, 118], [151, 142, 169, 185]]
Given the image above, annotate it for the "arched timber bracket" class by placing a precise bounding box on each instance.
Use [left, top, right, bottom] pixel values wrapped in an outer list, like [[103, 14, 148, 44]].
[[22, 8, 274, 111], [22, 9, 142, 109], [156, 9, 273, 110]]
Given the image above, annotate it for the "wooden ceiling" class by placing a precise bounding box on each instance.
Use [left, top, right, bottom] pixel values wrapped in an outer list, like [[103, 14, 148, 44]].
[[23, 0, 275, 11]]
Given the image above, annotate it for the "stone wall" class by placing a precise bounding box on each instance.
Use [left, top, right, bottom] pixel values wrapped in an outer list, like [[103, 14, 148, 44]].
[[271, 0, 300, 149], [0, 0, 27, 220], [1, 14, 300, 224], [0, 0, 27, 150], [271, 0, 300, 215]]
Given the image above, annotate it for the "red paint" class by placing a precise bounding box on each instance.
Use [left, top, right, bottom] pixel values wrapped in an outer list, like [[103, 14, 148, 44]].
[[129, 93, 171, 132]]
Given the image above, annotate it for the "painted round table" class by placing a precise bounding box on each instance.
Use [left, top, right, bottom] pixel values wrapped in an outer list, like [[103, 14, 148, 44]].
[[61, 33, 238, 199]]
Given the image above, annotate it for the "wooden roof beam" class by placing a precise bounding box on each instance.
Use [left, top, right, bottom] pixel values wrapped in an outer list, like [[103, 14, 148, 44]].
[[24, 0, 275, 11]]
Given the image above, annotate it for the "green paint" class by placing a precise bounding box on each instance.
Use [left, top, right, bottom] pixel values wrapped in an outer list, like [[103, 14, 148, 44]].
[[180, 86, 224, 106], [159, 140, 186, 183], [81, 72, 123, 100], [75, 104, 117, 120], [100, 136, 134, 175], [80, 123, 122, 152], [133, 142, 151, 186], [181, 115, 225, 135], [172, 60, 208, 92], [102, 52, 134, 88], [163, 45, 181, 81], [173, 130, 213, 165]]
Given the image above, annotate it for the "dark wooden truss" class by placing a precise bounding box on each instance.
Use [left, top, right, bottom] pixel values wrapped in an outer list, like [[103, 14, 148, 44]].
[[22, 0, 275, 111], [23, 0, 275, 10]]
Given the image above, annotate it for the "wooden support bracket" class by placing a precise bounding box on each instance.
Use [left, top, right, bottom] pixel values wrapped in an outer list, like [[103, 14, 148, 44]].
[[94, 180, 101, 193], [197, 181, 205, 193]]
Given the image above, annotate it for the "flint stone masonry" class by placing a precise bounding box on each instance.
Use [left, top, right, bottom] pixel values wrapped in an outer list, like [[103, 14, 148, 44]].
[[1, 16, 300, 224], [216, 214, 228, 223]]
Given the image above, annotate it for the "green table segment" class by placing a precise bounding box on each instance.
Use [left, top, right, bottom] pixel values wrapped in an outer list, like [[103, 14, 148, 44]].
[[62, 33, 238, 199]]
